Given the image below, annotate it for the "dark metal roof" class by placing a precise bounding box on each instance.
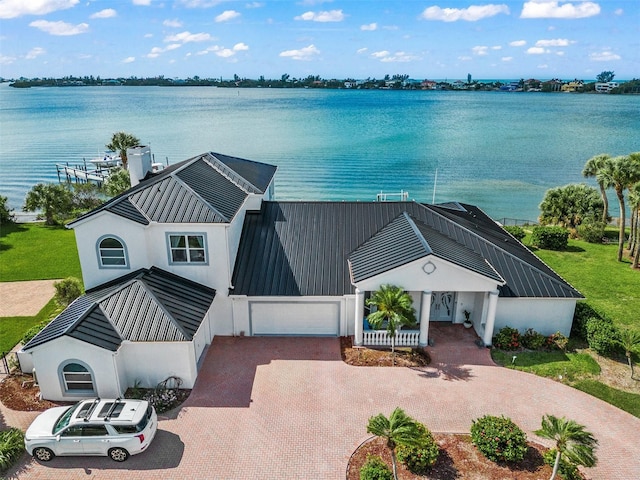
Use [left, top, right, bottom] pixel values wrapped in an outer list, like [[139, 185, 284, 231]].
[[231, 201, 582, 299], [68, 152, 276, 227], [23, 268, 216, 352]]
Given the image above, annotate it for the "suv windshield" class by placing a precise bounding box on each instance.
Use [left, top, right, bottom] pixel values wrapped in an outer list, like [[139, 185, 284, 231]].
[[53, 402, 82, 434]]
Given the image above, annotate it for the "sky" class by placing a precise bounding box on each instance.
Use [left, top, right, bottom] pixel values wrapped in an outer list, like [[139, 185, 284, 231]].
[[0, 0, 637, 81]]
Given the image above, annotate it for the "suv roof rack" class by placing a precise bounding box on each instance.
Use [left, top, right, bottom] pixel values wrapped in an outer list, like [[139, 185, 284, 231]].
[[81, 398, 101, 422], [103, 398, 122, 422]]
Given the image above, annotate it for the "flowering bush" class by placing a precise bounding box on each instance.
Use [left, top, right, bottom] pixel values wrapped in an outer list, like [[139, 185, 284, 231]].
[[493, 326, 521, 350], [397, 422, 439, 474], [521, 328, 546, 350], [470, 415, 527, 463]]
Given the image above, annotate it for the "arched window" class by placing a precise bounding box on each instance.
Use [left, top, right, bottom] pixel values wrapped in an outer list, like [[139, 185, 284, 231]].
[[60, 362, 95, 394], [97, 236, 129, 268]]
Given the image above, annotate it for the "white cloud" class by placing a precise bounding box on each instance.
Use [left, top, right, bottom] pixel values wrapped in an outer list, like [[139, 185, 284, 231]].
[[538, 64, 549, 69], [123, 57, 135, 63], [164, 31, 212, 43], [491, 45, 502, 50], [26, 47, 46, 59], [215, 10, 240, 22], [90, 8, 116, 19], [178, 0, 227, 7], [216, 48, 235, 58], [166, 43, 182, 51], [472, 46, 489, 56], [509, 40, 527, 47], [589, 51, 620, 61], [614, 8, 623, 15], [458, 55, 472, 61], [29, 20, 89, 36], [0, 54, 17, 65], [527, 46, 549, 54], [133, 0, 151, 5], [502, 56, 513, 61], [371, 50, 389, 58], [535, 38, 571, 47], [356, 47, 368, 54], [163, 19, 184, 28], [246, 2, 264, 8], [233, 42, 249, 51], [295, 10, 345, 22], [144, 33, 153, 38], [0, 0, 78, 19], [420, 4, 509, 22], [520, 1, 600, 19], [379, 52, 418, 63], [361, 23, 377, 31], [279, 44, 320, 60], [147, 47, 164, 58]]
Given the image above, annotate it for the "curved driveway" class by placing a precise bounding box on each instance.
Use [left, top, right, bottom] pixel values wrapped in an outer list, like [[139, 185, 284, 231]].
[[4, 337, 640, 479]]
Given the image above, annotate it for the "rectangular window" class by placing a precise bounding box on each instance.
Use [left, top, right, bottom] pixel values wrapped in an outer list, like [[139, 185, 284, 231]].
[[168, 234, 207, 264]]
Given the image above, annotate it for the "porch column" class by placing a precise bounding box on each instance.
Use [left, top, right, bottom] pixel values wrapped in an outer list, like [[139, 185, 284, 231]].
[[419, 290, 432, 347], [354, 288, 365, 346], [482, 290, 499, 346]]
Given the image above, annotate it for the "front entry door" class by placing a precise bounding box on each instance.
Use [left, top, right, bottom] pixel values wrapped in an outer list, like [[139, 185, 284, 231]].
[[430, 292, 455, 321]]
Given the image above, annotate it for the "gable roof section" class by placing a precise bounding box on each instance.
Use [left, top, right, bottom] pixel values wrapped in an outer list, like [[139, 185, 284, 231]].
[[23, 268, 216, 352], [68, 152, 277, 227], [231, 201, 582, 299]]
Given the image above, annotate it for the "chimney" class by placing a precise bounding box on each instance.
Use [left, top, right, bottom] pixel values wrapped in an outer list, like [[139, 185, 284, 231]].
[[127, 145, 153, 187]]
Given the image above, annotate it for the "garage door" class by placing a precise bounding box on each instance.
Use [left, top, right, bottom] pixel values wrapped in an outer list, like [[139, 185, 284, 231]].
[[250, 301, 340, 336]]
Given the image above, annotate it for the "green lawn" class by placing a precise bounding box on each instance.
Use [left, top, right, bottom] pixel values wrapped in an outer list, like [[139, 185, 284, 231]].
[[492, 350, 601, 381], [573, 379, 640, 418], [0, 222, 81, 282], [531, 237, 639, 330], [0, 298, 61, 353]]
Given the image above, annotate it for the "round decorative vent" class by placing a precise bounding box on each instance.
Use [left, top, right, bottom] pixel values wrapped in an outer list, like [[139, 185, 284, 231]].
[[422, 261, 436, 274]]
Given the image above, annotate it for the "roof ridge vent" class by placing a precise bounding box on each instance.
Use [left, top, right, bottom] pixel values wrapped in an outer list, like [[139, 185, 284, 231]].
[[204, 154, 261, 194]]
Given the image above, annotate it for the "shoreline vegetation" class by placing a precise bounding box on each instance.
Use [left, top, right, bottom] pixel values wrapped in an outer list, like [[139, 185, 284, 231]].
[[5, 75, 640, 94]]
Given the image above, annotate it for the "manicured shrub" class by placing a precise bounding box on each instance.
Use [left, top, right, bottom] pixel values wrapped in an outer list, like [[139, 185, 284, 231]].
[[21, 320, 51, 345], [360, 454, 393, 480], [586, 317, 620, 356], [470, 415, 528, 463], [397, 422, 439, 474], [577, 221, 606, 244], [521, 328, 546, 350], [493, 326, 521, 350], [543, 449, 581, 480], [572, 302, 604, 340], [0, 428, 25, 471], [530, 226, 569, 250], [503, 225, 525, 241], [54, 277, 83, 306]]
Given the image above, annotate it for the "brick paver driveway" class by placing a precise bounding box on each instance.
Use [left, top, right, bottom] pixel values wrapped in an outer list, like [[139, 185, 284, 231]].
[[5, 337, 640, 479]]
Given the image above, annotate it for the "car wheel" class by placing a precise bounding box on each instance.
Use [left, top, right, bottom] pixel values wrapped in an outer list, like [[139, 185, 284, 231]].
[[33, 447, 54, 462], [108, 447, 129, 462]]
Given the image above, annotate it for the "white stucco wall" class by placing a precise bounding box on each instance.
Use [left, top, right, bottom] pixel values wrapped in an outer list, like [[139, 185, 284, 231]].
[[20, 337, 121, 401], [495, 298, 577, 336], [116, 341, 198, 389]]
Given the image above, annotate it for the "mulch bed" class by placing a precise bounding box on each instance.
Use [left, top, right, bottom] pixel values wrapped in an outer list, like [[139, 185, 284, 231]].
[[340, 336, 431, 367], [346, 435, 568, 480], [0, 374, 68, 411]]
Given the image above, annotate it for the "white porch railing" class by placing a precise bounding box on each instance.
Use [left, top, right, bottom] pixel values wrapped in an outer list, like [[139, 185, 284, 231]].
[[363, 330, 420, 347]]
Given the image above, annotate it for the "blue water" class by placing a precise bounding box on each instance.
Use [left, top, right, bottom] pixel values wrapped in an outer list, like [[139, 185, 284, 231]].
[[1, 84, 638, 221]]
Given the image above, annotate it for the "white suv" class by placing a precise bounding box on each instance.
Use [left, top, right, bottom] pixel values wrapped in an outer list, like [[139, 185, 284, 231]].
[[25, 398, 157, 462]]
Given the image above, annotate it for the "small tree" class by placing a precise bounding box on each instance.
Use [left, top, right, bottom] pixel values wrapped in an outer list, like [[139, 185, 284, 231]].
[[106, 131, 140, 170], [617, 329, 640, 378], [54, 277, 84, 307], [366, 285, 417, 365], [366, 408, 424, 480], [23, 183, 74, 225], [0, 195, 15, 224], [71, 183, 105, 214], [596, 70, 615, 83], [535, 415, 598, 480], [104, 167, 132, 197], [539, 184, 603, 228]]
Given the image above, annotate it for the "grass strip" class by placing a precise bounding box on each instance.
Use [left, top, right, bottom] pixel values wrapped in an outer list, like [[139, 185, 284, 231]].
[[0, 298, 62, 353], [572, 379, 640, 418]]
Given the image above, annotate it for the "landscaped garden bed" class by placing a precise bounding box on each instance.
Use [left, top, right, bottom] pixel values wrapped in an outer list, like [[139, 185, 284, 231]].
[[340, 336, 430, 367]]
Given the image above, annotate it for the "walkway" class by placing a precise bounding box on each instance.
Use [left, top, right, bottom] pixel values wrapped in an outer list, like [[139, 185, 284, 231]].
[[0, 280, 57, 317], [3, 336, 639, 479]]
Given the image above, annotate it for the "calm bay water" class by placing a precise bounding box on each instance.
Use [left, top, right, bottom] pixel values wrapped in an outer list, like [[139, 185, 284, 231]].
[[1, 83, 639, 221]]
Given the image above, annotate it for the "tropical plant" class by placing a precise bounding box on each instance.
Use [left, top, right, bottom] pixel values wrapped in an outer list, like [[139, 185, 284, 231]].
[[23, 183, 74, 225], [627, 178, 640, 267], [617, 328, 640, 377], [366, 285, 417, 365], [104, 167, 132, 197], [470, 414, 528, 463], [586, 317, 619, 356], [539, 183, 603, 228], [106, 131, 140, 169], [70, 182, 105, 214], [366, 408, 424, 480], [54, 277, 84, 306], [0, 195, 15, 224], [0, 428, 25, 471], [596, 70, 615, 83], [396, 422, 439, 474], [535, 414, 598, 480], [530, 226, 569, 250], [583, 153, 611, 224], [360, 455, 393, 480], [596, 154, 640, 261]]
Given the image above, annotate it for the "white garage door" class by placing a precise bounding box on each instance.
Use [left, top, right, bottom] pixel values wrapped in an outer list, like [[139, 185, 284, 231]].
[[250, 301, 340, 336]]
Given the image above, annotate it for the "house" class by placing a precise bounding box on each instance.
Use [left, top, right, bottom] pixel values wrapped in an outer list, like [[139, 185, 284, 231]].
[[595, 82, 619, 93], [19, 148, 582, 401]]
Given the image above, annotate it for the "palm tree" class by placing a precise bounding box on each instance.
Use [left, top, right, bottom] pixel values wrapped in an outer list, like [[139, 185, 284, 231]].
[[367, 408, 423, 480], [582, 153, 611, 224], [23, 183, 74, 225], [617, 329, 640, 378], [535, 415, 598, 480], [596, 155, 640, 261], [628, 182, 640, 267], [106, 131, 140, 170], [366, 285, 417, 365]]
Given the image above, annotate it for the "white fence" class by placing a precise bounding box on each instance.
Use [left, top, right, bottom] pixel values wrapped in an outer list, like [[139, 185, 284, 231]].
[[363, 330, 420, 347]]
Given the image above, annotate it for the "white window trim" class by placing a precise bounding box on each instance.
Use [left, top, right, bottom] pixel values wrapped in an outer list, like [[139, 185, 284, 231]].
[[59, 360, 96, 396], [166, 232, 209, 265], [96, 235, 130, 269]]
